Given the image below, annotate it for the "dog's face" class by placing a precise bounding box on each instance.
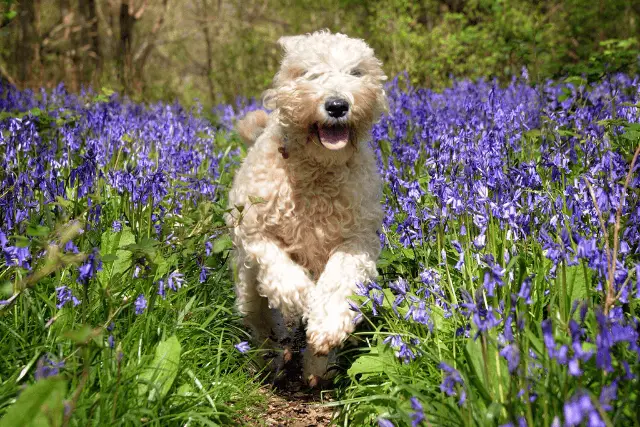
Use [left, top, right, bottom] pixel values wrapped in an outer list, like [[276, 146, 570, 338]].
[[264, 31, 387, 159]]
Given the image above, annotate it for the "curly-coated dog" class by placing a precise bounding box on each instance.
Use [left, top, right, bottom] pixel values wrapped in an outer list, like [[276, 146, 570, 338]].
[[226, 31, 387, 385]]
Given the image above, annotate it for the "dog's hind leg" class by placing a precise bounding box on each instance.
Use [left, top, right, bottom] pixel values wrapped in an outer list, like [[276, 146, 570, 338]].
[[234, 249, 297, 381]]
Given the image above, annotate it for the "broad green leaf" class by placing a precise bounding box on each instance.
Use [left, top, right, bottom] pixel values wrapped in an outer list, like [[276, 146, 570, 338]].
[[465, 336, 508, 403], [212, 235, 233, 254], [566, 265, 588, 306], [0, 377, 67, 427], [348, 354, 385, 378], [100, 253, 119, 263], [98, 227, 135, 283], [26, 225, 50, 237], [138, 335, 182, 402], [401, 248, 415, 260], [153, 253, 177, 281]]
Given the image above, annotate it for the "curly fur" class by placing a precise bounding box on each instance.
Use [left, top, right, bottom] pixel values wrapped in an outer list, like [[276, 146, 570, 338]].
[[225, 31, 386, 382]]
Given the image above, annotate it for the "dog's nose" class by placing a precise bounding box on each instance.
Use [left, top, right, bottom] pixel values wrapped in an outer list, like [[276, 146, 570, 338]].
[[324, 97, 349, 118]]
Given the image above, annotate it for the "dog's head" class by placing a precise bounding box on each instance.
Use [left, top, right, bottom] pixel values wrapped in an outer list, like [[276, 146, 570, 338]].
[[264, 31, 387, 161]]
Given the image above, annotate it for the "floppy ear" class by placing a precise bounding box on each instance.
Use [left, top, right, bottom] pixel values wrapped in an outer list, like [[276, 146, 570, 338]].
[[277, 35, 306, 52]]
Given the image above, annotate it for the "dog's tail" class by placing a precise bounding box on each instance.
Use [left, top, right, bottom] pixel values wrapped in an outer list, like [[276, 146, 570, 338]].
[[236, 110, 269, 146]]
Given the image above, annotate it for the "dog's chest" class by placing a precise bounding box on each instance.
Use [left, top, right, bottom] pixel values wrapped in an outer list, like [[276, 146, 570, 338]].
[[269, 168, 357, 276]]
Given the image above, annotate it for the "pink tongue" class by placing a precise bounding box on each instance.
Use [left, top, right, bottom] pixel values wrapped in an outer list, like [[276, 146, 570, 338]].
[[318, 126, 349, 150]]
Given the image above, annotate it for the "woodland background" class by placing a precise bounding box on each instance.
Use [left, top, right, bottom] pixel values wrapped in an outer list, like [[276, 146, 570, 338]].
[[1, 0, 640, 106]]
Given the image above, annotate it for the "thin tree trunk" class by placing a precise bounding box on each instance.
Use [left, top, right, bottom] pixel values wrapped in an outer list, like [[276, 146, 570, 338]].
[[17, 0, 40, 87], [200, 0, 216, 103], [118, 0, 134, 92], [79, 0, 101, 82], [132, 0, 169, 93]]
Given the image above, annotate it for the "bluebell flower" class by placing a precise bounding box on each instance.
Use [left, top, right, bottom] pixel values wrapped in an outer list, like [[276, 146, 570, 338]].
[[64, 240, 79, 254], [235, 341, 250, 353], [77, 248, 102, 285], [499, 344, 520, 373], [409, 397, 425, 427], [55, 286, 81, 309], [135, 294, 147, 314], [439, 362, 465, 405], [35, 354, 64, 380], [482, 254, 505, 297], [377, 418, 394, 427]]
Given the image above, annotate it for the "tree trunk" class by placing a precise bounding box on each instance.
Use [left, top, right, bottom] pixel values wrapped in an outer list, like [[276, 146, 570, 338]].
[[199, 0, 216, 103], [17, 0, 41, 87], [79, 0, 101, 81], [118, 0, 134, 92]]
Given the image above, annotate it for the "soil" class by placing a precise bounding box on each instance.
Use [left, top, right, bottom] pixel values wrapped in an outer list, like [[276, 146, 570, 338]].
[[242, 317, 340, 426], [260, 387, 334, 427]]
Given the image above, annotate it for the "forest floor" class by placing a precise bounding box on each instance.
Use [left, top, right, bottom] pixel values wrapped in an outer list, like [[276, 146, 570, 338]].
[[259, 388, 334, 426]]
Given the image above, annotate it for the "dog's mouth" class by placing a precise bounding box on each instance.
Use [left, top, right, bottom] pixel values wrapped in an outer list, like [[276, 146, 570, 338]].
[[312, 123, 350, 150]]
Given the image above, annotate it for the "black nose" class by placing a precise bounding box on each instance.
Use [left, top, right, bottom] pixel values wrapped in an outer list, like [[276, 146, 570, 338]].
[[325, 97, 349, 118]]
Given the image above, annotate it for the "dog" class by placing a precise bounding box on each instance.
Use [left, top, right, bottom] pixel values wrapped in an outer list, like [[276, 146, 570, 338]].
[[225, 31, 387, 385]]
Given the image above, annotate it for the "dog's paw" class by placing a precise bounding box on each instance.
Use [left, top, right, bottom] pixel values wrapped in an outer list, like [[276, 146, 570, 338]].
[[259, 266, 314, 317]]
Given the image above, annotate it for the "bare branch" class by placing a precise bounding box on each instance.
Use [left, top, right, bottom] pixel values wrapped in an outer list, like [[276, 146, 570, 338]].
[[132, 0, 150, 20]]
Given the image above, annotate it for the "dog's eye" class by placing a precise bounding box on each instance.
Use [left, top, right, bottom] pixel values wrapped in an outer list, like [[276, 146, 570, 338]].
[[307, 73, 322, 80], [350, 69, 363, 77]]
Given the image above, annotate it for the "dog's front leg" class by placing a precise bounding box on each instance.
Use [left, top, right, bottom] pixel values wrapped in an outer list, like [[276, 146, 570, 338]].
[[245, 238, 315, 318], [305, 238, 379, 355]]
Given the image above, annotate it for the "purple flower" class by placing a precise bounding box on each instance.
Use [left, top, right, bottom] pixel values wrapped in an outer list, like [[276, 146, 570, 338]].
[[55, 286, 81, 309], [135, 294, 147, 314], [158, 270, 185, 299], [499, 343, 520, 373], [378, 418, 395, 427], [112, 220, 122, 232], [439, 362, 465, 405], [77, 248, 102, 285], [235, 341, 250, 353], [482, 254, 505, 297], [167, 270, 185, 291], [35, 354, 64, 380], [410, 397, 425, 427], [383, 334, 420, 363], [64, 240, 79, 254], [563, 392, 605, 427], [517, 276, 533, 304]]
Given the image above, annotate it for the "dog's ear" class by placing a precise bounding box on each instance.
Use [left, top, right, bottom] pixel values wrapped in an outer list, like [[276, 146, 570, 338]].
[[277, 35, 306, 52]]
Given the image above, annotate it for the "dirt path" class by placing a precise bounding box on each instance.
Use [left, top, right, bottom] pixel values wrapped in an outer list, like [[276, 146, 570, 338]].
[[260, 388, 334, 426]]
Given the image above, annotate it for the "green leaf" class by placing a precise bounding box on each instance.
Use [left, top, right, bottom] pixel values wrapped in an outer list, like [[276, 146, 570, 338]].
[[567, 265, 588, 303], [0, 377, 67, 427], [97, 227, 136, 283], [138, 335, 182, 402], [26, 225, 50, 237], [348, 354, 385, 378], [464, 336, 508, 403], [212, 235, 232, 254], [100, 254, 119, 263], [248, 195, 266, 204], [401, 248, 415, 260], [62, 325, 102, 345], [564, 76, 587, 87], [153, 253, 177, 281]]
